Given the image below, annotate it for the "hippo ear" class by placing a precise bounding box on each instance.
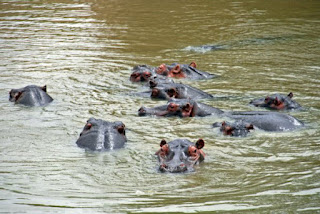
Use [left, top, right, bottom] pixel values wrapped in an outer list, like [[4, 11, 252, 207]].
[[160, 140, 167, 147], [195, 139, 204, 149], [288, 92, 293, 98], [246, 124, 254, 130], [14, 91, 23, 101], [41, 85, 47, 92], [221, 121, 226, 126], [189, 61, 197, 68], [172, 65, 181, 74]]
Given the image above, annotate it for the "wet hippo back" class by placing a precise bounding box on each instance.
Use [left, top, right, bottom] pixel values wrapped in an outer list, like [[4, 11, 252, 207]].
[[9, 85, 53, 106], [226, 111, 304, 131]]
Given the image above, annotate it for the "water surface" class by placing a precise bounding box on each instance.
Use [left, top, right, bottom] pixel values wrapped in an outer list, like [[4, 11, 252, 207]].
[[0, 0, 320, 213]]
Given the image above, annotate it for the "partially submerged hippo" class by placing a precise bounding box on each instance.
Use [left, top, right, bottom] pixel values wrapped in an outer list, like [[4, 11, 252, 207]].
[[155, 138, 205, 173], [130, 65, 155, 82], [250, 92, 301, 110], [138, 99, 304, 132], [139, 99, 223, 117], [76, 118, 126, 151], [155, 62, 216, 80], [150, 83, 214, 100], [212, 120, 254, 137], [9, 85, 53, 106]]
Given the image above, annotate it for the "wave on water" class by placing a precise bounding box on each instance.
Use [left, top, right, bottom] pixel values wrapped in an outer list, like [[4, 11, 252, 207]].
[[183, 44, 227, 53]]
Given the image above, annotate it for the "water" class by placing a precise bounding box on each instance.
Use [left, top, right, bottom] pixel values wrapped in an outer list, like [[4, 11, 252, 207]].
[[0, 0, 319, 213]]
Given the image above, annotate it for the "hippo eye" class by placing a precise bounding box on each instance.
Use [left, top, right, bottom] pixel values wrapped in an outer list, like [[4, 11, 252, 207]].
[[194, 149, 197, 153], [144, 72, 151, 78], [117, 126, 125, 135]]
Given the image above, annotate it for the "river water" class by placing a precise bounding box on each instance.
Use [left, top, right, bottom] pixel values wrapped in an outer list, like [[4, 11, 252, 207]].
[[0, 0, 319, 213]]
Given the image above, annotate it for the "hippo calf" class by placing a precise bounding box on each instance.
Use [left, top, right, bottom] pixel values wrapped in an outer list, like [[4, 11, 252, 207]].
[[155, 138, 205, 173], [76, 118, 126, 151], [213, 121, 254, 137], [250, 92, 301, 110], [9, 85, 53, 106]]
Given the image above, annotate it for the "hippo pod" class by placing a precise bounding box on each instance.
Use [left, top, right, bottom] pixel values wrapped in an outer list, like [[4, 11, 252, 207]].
[[156, 62, 216, 80], [155, 138, 205, 173], [9, 85, 53, 106], [150, 82, 214, 100], [250, 92, 301, 110], [138, 99, 223, 117], [138, 99, 304, 132], [76, 118, 126, 151], [213, 120, 254, 137]]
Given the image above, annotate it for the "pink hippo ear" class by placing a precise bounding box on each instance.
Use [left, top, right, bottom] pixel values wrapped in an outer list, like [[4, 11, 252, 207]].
[[171, 64, 181, 74], [160, 139, 167, 147], [14, 91, 23, 101], [189, 61, 197, 68], [195, 139, 205, 149], [288, 92, 293, 98], [41, 85, 47, 92]]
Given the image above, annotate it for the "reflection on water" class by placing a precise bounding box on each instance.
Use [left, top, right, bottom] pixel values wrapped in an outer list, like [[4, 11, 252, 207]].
[[0, 0, 320, 213]]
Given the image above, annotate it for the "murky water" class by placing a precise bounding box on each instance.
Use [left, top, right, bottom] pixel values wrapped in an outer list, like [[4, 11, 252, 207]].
[[1, 0, 320, 213]]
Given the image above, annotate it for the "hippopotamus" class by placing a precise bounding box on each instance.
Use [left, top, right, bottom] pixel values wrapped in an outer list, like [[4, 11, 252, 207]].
[[155, 138, 205, 173], [155, 62, 216, 80], [150, 82, 214, 100], [130, 65, 155, 82], [139, 99, 223, 117], [9, 85, 53, 106], [250, 92, 301, 110], [138, 99, 304, 132], [212, 120, 254, 137], [76, 118, 126, 151]]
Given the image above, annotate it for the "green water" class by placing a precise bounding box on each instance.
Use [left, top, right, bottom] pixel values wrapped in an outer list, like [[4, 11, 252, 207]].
[[0, 0, 319, 213]]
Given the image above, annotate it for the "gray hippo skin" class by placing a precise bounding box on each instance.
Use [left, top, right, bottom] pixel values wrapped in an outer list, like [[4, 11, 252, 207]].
[[9, 85, 53, 106], [212, 120, 254, 137], [250, 92, 301, 110], [155, 138, 205, 173], [138, 99, 304, 132], [155, 62, 216, 80], [130, 65, 155, 82], [150, 82, 214, 100], [138, 99, 223, 117], [76, 118, 126, 151]]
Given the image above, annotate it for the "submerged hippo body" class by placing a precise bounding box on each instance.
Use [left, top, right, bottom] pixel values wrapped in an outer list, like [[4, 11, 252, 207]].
[[150, 83, 213, 100], [225, 111, 303, 132], [9, 85, 53, 106], [138, 99, 304, 132], [213, 120, 254, 137], [156, 62, 216, 80], [250, 92, 301, 110], [155, 138, 205, 173], [76, 118, 126, 151]]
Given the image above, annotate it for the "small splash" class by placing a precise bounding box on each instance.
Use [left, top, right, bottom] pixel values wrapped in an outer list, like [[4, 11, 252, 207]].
[[183, 44, 227, 53]]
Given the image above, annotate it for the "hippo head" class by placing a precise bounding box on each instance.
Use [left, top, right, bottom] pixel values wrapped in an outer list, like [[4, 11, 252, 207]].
[[9, 85, 53, 106], [213, 120, 254, 137], [148, 76, 174, 88], [130, 65, 154, 82], [250, 92, 300, 110], [76, 118, 126, 151], [138, 99, 196, 117], [150, 85, 181, 100], [155, 139, 205, 173]]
